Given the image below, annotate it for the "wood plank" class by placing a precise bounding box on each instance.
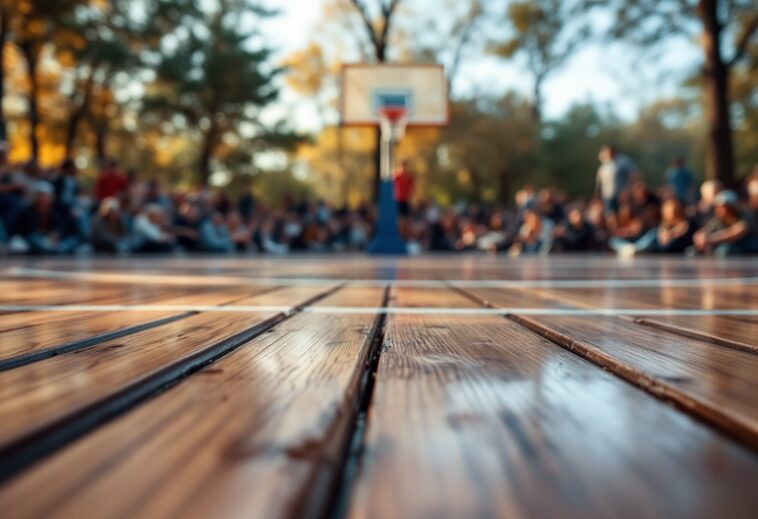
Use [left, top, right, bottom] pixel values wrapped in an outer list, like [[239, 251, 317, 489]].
[[0, 287, 386, 518], [526, 286, 758, 311], [633, 315, 757, 354], [501, 313, 758, 447], [389, 287, 479, 308], [0, 287, 280, 367], [453, 286, 569, 309], [477, 286, 758, 354], [315, 286, 386, 307], [0, 280, 166, 306], [348, 289, 758, 518], [465, 287, 758, 446], [0, 285, 335, 476]]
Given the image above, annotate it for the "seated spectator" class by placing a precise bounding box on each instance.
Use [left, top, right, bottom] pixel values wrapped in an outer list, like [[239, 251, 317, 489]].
[[255, 217, 289, 255], [746, 169, 758, 213], [0, 144, 27, 236], [508, 208, 553, 255], [608, 204, 647, 242], [91, 197, 131, 253], [238, 190, 256, 220], [226, 211, 254, 252], [132, 204, 175, 253], [143, 179, 172, 213], [610, 198, 692, 256], [692, 179, 722, 228], [693, 190, 758, 256], [200, 212, 234, 253], [11, 182, 80, 254], [629, 181, 660, 221], [477, 212, 511, 252], [172, 201, 203, 251], [52, 159, 80, 212], [425, 205, 454, 252], [538, 188, 565, 223], [552, 207, 596, 252]]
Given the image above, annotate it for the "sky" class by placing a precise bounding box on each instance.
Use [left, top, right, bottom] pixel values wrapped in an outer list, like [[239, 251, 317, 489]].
[[261, 0, 703, 132]]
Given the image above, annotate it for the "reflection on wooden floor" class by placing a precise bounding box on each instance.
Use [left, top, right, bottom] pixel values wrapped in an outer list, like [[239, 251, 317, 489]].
[[0, 255, 756, 518]]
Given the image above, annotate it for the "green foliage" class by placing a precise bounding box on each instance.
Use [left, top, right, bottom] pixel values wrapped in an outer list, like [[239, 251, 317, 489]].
[[493, 0, 588, 121], [142, 0, 283, 182]]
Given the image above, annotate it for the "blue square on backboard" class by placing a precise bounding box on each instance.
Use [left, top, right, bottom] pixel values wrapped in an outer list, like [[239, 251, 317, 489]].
[[373, 89, 414, 116]]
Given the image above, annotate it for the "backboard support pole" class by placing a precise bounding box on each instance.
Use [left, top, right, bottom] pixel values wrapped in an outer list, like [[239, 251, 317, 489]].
[[368, 110, 407, 255]]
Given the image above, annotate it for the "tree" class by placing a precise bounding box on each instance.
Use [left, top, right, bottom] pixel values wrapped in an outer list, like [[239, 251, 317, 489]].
[[588, 0, 758, 185], [9, 0, 82, 159], [731, 41, 758, 176], [144, 1, 281, 184], [493, 0, 587, 124], [60, 0, 202, 162], [0, 2, 11, 142]]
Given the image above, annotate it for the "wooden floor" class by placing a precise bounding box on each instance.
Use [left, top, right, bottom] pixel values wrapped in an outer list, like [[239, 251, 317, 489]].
[[0, 255, 756, 518]]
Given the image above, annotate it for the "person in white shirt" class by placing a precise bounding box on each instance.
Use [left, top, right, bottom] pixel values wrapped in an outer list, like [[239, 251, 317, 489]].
[[595, 145, 635, 215], [132, 204, 176, 253]]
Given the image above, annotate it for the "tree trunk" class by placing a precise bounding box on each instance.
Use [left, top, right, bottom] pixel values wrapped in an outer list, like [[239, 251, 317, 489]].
[[533, 73, 544, 125], [698, 0, 735, 186], [0, 13, 9, 142], [94, 119, 108, 166], [199, 121, 218, 186], [19, 41, 40, 160], [499, 167, 510, 206], [65, 68, 96, 159]]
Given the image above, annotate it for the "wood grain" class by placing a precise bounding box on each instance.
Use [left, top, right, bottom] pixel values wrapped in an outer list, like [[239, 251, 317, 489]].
[[0, 287, 280, 364], [0, 286, 333, 459], [348, 289, 758, 518], [0, 287, 385, 518], [502, 313, 758, 448], [634, 315, 757, 354]]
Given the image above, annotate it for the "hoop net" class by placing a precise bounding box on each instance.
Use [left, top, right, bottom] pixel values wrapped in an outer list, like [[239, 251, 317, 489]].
[[378, 106, 409, 140]]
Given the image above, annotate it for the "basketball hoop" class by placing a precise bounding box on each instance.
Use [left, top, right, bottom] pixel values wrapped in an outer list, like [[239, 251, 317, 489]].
[[378, 106, 409, 141]]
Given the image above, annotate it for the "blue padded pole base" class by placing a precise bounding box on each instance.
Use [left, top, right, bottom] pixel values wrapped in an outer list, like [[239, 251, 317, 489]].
[[368, 180, 407, 255]]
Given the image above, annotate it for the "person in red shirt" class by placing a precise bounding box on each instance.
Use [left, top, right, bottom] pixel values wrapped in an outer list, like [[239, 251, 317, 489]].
[[393, 160, 415, 239], [95, 159, 128, 202]]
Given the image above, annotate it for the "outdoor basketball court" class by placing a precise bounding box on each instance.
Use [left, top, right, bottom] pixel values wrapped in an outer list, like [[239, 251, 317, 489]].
[[0, 254, 756, 517]]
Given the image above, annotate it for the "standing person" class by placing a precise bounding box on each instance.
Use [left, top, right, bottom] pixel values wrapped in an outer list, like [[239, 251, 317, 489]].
[[94, 159, 128, 202], [394, 160, 414, 239], [595, 145, 635, 215], [665, 157, 695, 204]]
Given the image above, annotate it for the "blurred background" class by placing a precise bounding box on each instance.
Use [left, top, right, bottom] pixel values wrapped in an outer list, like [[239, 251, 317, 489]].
[[1, 0, 755, 206]]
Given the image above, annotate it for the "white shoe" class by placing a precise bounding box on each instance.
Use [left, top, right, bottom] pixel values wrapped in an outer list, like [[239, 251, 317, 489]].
[[618, 244, 637, 258]]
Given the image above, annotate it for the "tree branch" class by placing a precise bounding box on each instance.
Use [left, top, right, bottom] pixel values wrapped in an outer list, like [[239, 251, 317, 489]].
[[378, 0, 402, 52], [729, 14, 758, 66], [347, 0, 381, 55]]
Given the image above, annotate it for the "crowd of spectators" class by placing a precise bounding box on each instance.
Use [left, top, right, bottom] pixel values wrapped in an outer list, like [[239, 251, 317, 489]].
[[1, 143, 756, 256]]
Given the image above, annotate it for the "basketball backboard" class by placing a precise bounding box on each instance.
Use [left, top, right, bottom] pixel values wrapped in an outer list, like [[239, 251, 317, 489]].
[[340, 63, 448, 127]]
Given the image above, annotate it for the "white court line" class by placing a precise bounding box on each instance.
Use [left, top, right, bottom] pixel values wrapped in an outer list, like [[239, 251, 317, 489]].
[[5, 267, 758, 289], [0, 304, 757, 317]]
